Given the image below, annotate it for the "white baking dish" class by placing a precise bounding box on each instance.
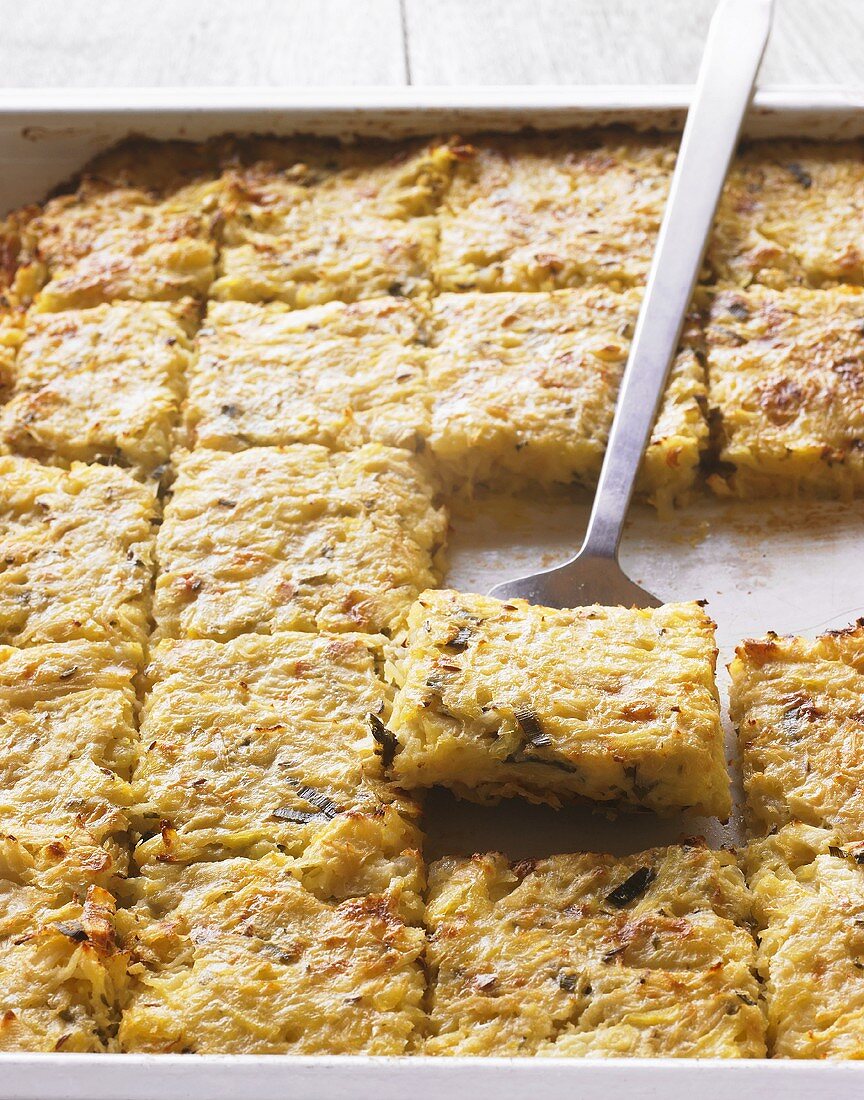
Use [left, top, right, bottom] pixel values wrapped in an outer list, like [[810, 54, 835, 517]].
[[1, 84, 863, 1099]]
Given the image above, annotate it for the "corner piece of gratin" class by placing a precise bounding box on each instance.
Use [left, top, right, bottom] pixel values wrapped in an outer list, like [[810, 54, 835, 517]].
[[744, 821, 864, 1058], [0, 840, 128, 1052]]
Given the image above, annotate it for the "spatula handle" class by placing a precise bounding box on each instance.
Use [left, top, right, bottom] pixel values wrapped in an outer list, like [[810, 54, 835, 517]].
[[580, 0, 773, 560]]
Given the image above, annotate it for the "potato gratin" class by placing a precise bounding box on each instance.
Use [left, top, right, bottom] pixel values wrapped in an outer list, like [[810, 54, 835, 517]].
[[0, 129, 862, 1058]]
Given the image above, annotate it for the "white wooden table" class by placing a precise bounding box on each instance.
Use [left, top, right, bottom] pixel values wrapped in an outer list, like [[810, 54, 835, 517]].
[[2, 0, 862, 89]]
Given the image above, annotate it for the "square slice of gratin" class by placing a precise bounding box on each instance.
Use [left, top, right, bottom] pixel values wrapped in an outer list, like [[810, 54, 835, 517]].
[[434, 131, 675, 293], [117, 852, 426, 1054], [18, 166, 220, 312], [0, 300, 195, 474], [385, 590, 729, 818], [153, 444, 447, 639], [424, 844, 763, 1057], [707, 140, 864, 289], [427, 289, 707, 506], [184, 297, 430, 453], [730, 623, 864, 839], [744, 822, 864, 1058], [0, 639, 141, 873], [706, 285, 864, 498], [132, 632, 423, 910], [211, 138, 454, 307], [0, 866, 127, 1053], [0, 457, 157, 648]]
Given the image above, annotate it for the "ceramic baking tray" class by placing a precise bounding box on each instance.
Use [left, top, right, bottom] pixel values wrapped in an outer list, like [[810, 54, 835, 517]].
[[1, 84, 863, 1099]]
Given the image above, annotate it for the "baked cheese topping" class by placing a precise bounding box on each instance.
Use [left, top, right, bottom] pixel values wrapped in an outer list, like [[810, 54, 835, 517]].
[[744, 822, 864, 1058], [706, 285, 864, 498], [0, 879, 127, 1052], [435, 132, 675, 293], [730, 624, 864, 838], [212, 138, 454, 307], [386, 590, 730, 817], [185, 297, 430, 452], [424, 844, 763, 1057], [0, 457, 157, 648], [427, 290, 707, 505], [0, 639, 140, 869], [132, 633, 422, 903], [1, 300, 196, 473], [20, 177, 219, 312], [117, 853, 426, 1054], [708, 140, 864, 289], [153, 444, 446, 639]]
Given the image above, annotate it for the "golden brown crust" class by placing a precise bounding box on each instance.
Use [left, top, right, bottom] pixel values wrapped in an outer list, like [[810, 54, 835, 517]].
[[0, 638, 141, 871], [153, 444, 447, 640], [0, 881, 128, 1052], [185, 297, 430, 452], [744, 822, 864, 1058], [730, 624, 864, 838], [212, 137, 454, 307], [20, 176, 219, 311], [427, 290, 707, 504], [131, 632, 423, 909], [706, 284, 864, 498], [386, 590, 730, 817], [425, 844, 763, 1057], [118, 854, 426, 1054], [708, 139, 864, 289], [1, 301, 196, 473], [434, 130, 675, 293], [0, 457, 157, 648]]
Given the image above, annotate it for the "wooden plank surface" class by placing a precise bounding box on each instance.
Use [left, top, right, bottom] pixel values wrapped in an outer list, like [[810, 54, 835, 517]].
[[404, 0, 864, 86], [0, 0, 859, 88], [0, 0, 407, 86]]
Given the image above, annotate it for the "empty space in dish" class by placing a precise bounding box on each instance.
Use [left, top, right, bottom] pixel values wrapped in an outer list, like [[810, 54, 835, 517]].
[[428, 489, 864, 859]]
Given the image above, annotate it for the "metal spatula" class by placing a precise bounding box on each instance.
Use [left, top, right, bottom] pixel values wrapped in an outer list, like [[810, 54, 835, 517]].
[[489, 0, 774, 609]]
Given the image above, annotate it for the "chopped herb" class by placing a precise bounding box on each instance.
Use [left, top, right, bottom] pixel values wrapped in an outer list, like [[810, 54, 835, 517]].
[[271, 806, 330, 825], [58, 666, 78, 681], [829, 845, 845, 858], [220, 404, 239, 418], [728, 301, 750, 321], [216, 498, 237, 509], [557, 970, 579, 992], [54, 921, 88, 942], [786, 162, 813, 189], [514, 706, 550, 746], [368, 712, 398, 770], [290, 782, 340, 820], [736, 992, 756, 1006], [445, 626, 473, 652], [605, 866, 656, 909]]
